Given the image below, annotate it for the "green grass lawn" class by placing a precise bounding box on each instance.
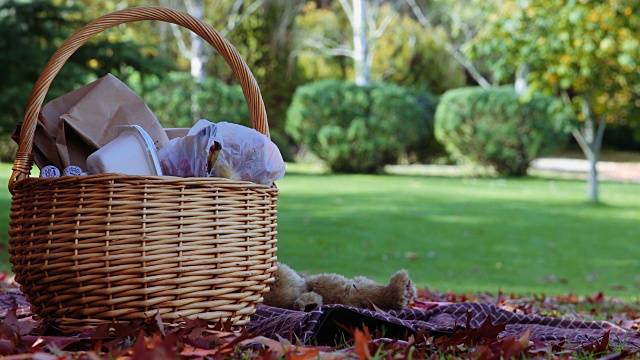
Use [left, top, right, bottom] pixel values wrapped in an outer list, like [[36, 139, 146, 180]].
[[275, 164, 640, 299], [1, 162, 639, 299], [0, 163, 13, 269]]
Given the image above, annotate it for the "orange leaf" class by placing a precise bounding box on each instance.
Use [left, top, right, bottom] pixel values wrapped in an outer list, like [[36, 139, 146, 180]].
[[287, 346, 320, 360], [353, 328, 372, 360]]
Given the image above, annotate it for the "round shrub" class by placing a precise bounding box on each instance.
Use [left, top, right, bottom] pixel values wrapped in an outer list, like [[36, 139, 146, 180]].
[[137, 71, 251, 129], [285, 79, 433, 173], [434, 86, 575, 176]]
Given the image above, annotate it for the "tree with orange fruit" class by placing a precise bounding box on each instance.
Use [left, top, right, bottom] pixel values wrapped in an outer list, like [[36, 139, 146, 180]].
[[471, 0, 640, 202]]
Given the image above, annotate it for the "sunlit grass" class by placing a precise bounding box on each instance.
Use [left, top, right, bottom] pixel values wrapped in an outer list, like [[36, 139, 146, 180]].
[[276, 165, 640, 299], [0, 163, 12, 268]]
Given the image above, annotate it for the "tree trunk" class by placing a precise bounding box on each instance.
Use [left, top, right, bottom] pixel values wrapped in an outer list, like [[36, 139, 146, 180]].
[[189, 0, 205, 122], [514, 63, 528, 94], [189, 0, 206, 84], [571, 99, 606, 203], [587, 153, 599, 202], [352, 0, 369, 86]]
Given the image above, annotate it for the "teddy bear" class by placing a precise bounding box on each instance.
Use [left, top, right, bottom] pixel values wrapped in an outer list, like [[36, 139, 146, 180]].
[[262, 262, 416, 311]]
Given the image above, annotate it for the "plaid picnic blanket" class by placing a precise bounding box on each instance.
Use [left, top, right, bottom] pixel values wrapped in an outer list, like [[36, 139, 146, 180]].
[[2, 291, 639, 351], [247, 303, 640, 350], [0, 290, 31, 318]]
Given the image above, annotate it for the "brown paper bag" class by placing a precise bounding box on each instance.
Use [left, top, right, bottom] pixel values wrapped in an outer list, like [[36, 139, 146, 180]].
[[13, 74, 169, 171]]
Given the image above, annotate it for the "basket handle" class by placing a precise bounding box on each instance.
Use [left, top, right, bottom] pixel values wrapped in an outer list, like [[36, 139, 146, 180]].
[[9, 6, 269, 192]]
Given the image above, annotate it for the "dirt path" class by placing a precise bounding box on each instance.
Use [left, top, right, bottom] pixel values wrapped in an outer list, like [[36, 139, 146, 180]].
[[530, 158, 640, 183], [386, 159, 640, 183]]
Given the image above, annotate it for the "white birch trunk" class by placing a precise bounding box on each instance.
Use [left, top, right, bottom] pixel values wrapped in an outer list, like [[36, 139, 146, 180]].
[[587, 152, 598, 202], [187, 0, 205, 122], [571, 99, 606, 203], [352, 0, 369, 86], [189, 0, 206, 84], [514, 63, 528, 94]]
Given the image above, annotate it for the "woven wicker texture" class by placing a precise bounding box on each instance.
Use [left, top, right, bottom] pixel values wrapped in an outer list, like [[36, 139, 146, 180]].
[[9, 7, 278, 328]]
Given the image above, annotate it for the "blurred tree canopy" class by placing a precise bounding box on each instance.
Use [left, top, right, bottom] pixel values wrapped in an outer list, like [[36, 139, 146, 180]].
[[1, 0, 638, 171], [213, 0, 306, 129], [0, 0, 307, 154], [0, 0, 172, 137], [406, 0, 494, 89], [472, 0, 640, 122], [82, 0, 304, 129], [293, 1, 466, 94]]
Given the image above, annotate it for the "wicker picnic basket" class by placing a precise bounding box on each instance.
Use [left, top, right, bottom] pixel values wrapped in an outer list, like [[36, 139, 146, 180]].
[[8, 7, 278, 329]]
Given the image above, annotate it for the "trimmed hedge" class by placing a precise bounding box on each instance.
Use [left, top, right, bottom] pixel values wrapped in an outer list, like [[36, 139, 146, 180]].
[[434, 86, 575, 176], [285, 79, 435, 173]]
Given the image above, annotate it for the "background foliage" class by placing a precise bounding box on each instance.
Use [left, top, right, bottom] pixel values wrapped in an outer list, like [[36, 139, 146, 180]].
[[2, 0, 638, 165], [132, 71, 294, 161], [472, 0, 640, 120], [132, 71, 251, 129], [0, 0, 638, 201], [435, 86, 575, 176], [294, 1, 466, 94], [286, 79, 433, 173], [0, 0, 171, 161]]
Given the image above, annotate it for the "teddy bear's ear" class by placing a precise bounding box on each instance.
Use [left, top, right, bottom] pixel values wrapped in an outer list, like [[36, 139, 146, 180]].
[[294, 292, 323, 312]]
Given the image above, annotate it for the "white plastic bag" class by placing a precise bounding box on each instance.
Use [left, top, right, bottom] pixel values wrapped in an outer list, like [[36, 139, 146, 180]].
[[212, 121, 286, 185], [158, 121, 215, 178], [158, 120, 285, 185]]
